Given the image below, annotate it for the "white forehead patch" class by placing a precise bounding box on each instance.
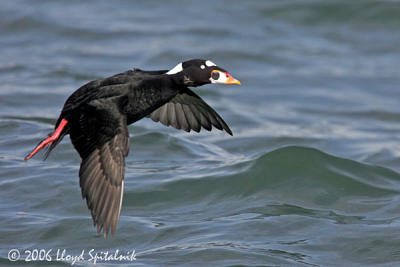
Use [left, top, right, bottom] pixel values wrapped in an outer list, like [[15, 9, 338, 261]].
[[166, 62, 183, 75], [205, 60, 216, 67], [200, 64, 205, 69]]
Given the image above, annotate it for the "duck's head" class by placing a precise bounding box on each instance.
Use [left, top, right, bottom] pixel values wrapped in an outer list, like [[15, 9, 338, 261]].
[[166, 59, 240, 87]]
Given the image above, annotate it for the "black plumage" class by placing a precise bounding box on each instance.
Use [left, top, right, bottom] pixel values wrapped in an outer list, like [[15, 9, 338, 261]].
[[25, 59, 240, 238]]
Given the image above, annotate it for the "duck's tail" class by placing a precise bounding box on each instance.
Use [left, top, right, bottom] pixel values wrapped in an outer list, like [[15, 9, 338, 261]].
[[25, 118, 69, 160]]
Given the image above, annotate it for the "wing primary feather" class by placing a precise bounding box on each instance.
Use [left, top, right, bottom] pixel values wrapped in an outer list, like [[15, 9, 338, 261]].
[[207, 110, 223, 131], [98, 184, 113, 237], [195, 106, 212, 131], [159, 104, 169, 126], [175, 103, 190, 132], [80, 152, 100, 196], [104, 185, 118, 237], [91, 174, 107, 223], [112, 180, 124, 237], [167, 103, 179, 129], [182, 104, 200, 132], [215, 114, 233, 135]]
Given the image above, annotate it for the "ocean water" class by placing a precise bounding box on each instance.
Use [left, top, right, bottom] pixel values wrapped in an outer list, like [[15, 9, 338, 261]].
[[1, 0, 400, 266]]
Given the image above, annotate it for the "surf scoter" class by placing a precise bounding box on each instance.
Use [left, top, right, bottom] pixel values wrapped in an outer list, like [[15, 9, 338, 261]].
[[25, 59, 240, 237]]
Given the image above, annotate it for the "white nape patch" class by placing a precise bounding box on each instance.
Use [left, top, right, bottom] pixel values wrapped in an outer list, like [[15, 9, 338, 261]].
[[205, 60, 216, 67], [200, 64, 205, 69], [166, 62, 183, 75]]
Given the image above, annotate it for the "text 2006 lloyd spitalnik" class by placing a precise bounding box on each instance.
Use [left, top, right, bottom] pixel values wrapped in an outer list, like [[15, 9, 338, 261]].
[[57, 248, 136, 265], [8, 248, 136, 264]]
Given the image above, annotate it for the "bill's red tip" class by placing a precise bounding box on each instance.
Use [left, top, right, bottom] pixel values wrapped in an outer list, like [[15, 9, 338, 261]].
[[25, 118, 68, 160]]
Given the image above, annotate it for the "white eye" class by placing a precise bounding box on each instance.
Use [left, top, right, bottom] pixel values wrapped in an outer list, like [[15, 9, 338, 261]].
[[205, 60, 216, 67], [200, 65, 205, 69], [210, 71, 228, 84]]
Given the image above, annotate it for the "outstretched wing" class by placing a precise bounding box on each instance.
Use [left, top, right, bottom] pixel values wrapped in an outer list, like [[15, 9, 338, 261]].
[[148, 88, 232, 135], [69, 98, 129, 238]]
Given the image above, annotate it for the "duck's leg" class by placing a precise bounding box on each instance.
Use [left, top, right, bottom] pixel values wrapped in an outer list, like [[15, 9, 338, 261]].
[[25, 118, 68, 160]]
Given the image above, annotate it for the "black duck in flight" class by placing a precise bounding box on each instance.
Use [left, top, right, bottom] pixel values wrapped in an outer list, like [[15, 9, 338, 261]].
[[25, 59, 240, 237]]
